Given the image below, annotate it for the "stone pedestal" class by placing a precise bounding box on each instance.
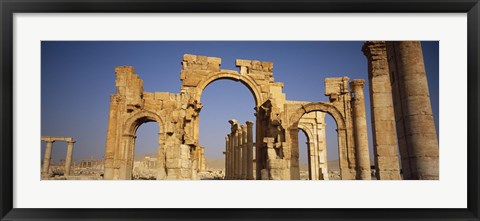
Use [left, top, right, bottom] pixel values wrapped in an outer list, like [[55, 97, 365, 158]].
[[350, 79, 372, 180]]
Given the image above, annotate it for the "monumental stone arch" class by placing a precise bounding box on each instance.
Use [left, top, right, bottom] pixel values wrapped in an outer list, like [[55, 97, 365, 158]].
[[105, 54, 287, 180], [104, 42, 439, 180]]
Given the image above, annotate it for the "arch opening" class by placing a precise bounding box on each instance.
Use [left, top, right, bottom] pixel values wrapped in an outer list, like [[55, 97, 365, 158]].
[[120, 111, 164, 180], [195, 73, 263, 107], [198, 79, 257, 180], [325, 113, 340, 180], [41, 141, 68, 176], [290, 103, 347, 180], [297, 128, 311, 180], [132, 121, 159, 180]]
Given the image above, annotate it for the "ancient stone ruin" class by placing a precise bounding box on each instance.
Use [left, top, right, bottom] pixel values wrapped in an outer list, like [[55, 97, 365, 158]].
[[100, 41, 439, 180], [42, 41, 437, 180], [41, 136, 75, 178]]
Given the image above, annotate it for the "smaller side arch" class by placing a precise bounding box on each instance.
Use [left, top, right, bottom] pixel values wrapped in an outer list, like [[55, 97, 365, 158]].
[[118, 110, 166, 180], [288, 102, 350, 180], [290, 102, 345, 130], [297, 123, 315, 179], [123, 110, 165, 136]]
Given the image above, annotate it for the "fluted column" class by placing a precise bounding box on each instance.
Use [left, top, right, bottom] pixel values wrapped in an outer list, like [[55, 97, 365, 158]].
[[246, 121, 254, 180], [241, 124, 248, 179], [65, 141, 75, 176], [42, 140, 54, 177], [362, 41, 401, 180], [386, 41, 439, 180], [350, 79, 372, 180]]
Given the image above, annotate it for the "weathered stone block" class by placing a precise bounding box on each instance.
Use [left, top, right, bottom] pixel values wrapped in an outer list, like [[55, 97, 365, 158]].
[[183, 54, 196, 62], [236, 59, 252, 67], [197, 56, 208, 64], [154, 92, 170, 101], [166, 159, 181, 168]]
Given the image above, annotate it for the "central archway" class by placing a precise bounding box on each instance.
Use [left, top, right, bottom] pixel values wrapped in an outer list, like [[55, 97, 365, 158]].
[[198, 78, 257, 180], [194, 71, 264, 107]]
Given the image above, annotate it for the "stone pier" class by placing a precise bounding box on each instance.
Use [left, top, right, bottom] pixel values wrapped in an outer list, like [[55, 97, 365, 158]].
[[386, 41, 439, 180], [350, 79, 372, 180], [362, 41, 401, 180]]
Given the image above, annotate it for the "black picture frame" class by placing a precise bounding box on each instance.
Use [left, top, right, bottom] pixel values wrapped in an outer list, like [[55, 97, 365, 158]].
[[1, 0, 479, 220]]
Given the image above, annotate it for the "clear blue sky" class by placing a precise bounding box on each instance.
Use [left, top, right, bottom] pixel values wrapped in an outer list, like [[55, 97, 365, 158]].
[[41, 41, 439, 166]]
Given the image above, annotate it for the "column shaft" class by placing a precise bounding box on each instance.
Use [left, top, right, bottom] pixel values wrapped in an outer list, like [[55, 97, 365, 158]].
[[308, 141, 317, 180], [362, 41, 401, 180], [65, 141, 75, 176], [386, 41, 439, 180], [350, 79, 372, 180], [246, 121, 254, 180], [241, 125, 248, 179], [225, 135, 230, 179], [228, 134, 233, 179], [236, 130, 243, 179], [233, 131, 238, 179], [42, 140, 54, 176]]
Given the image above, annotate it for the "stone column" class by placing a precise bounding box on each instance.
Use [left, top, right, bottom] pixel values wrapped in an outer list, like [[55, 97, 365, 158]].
[[386, 41, 439, 180], [241, 124, 248, 179], [200, 147, 206, 172], [225, 135, 230, 179], [65, 141, 75, 176], [237, 129, 243, 179], [246, 121, 254, 180], [232, 130, 238, 179], [307, 141, 315, 180], [42, 140, 54, 176], [362, 41, 401, 180], [230, 132, 235, 179], [317, 117, 328, 180], [350, 79, 372, 180]]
